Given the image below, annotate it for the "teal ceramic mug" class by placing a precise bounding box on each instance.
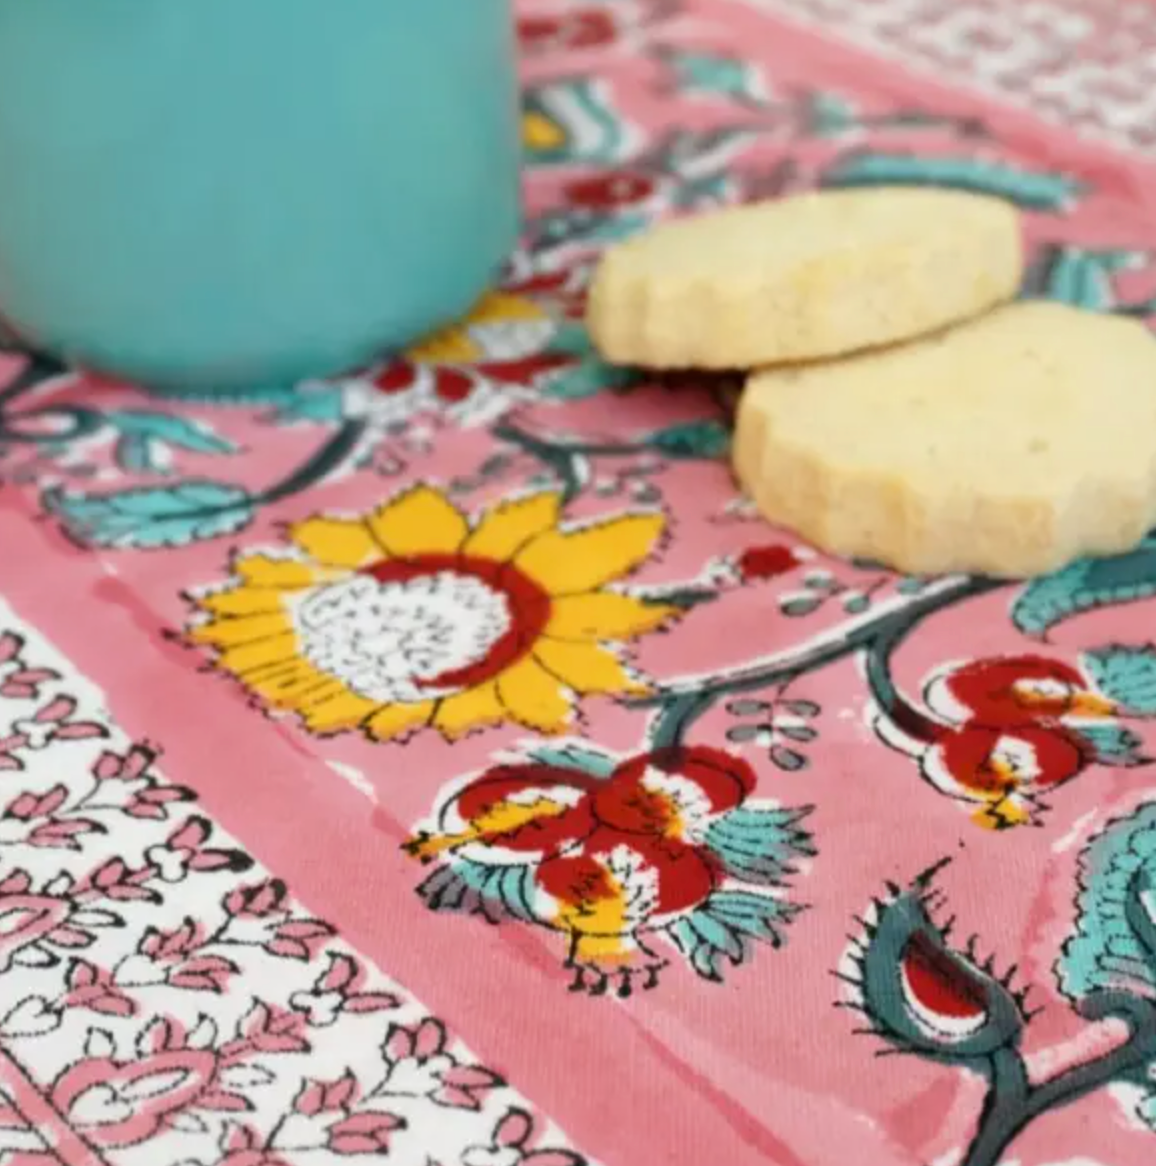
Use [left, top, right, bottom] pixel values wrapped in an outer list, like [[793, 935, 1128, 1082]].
[[0, 0, 521, 390]]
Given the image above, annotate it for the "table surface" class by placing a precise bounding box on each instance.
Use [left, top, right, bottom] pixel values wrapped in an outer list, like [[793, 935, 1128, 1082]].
[[4, 2, 1156, 1165]]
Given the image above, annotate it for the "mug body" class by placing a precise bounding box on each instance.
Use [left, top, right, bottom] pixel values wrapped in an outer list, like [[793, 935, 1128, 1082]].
[[0, 0, 521, 388]]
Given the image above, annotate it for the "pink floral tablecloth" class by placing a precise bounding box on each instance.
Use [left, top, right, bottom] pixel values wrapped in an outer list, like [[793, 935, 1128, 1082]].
[[4, 2, 1156, 1164]]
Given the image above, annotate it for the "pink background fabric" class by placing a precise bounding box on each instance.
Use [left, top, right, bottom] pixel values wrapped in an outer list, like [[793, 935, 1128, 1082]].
[[4, 2, 1156, 1164]]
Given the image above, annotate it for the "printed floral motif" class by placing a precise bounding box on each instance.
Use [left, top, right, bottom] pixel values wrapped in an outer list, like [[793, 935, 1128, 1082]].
[[878, 651, 1156, 828], [407, 742, 812, 994], [358, 280, 587, 427], [189, 484, 680, 740], [0, 605, 588, 1165], [5, 1, 1156, 1163], [843, 804, 1156, 1166]]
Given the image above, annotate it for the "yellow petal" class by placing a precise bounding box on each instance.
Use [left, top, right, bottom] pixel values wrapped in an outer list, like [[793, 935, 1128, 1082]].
[[534, 640, 648, 696], [289, 517, 380, 569], [463, 494, 561, 561], [470, 291, 546, 325], [234, 554, 327, 590], [496, 656, 573, 734], [197, 586, 287, 619], [545, 592, 677, 642], [301, 690, 379, 734], [407, 325, 480, 365], [190, 611, 291, 649], [524, 110, 565, 151], [514, 513, 666, 595], [368, 486, 468, 557], [248, 659, 337, 705], [365, 701, 437, 742], [433, 682, 506, 739], [214, 633, 299, 679]]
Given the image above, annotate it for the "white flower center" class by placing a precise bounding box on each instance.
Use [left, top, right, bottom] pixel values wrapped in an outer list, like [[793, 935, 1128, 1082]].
[[293, 572, 513, 704]]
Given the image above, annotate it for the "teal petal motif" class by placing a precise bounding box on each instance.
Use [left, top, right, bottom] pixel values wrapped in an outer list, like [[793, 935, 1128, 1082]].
[[44, 480, 253, 550]]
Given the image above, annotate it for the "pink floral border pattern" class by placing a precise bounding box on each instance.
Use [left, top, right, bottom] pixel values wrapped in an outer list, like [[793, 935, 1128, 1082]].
[[0, 602, 589, 1166], [756, 0, 1156, 153]]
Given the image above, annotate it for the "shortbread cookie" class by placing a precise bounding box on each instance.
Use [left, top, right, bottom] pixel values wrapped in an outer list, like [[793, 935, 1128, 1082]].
[[733, 301, 1156, 578], [586, 187, 1022, 368]]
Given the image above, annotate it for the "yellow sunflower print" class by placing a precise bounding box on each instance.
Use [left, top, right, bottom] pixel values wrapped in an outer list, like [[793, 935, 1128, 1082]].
[[407, 291, 552, 365], [189, 486, 678, 741]]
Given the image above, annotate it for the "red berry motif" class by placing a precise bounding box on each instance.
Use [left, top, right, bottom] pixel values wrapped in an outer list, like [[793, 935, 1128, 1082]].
[[518, 10, 618, 53], [736, 544, 801, 582], [893, 652, 1130, 828], [931, 654, 1115, 726], [565, 171, 658, 210], [407, 744, 811, 995]]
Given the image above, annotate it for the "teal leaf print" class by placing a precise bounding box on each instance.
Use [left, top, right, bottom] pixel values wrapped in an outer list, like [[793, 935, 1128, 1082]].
[[526, 742, 617, 779], [1075, 722, 1150, 768], [143, 382, 303, 407], [44, 479, 254, 550], [268, 385, 347, 425], [1023, 244, 1141, 312], [805, 92, 860, 138], [704, 805, 814, 885], [1082, 645, 1156, 715], [643, 420, 730, 459], [659, 47, 764, 106], [822, 151, 1083, 210], [106, 410, 237, 474], [667, 890, 800, 981], [544, 359, 639, 401], [1061, 804, 1156, 1129], [416, 861, 538, 925], [529, 208, 648, 253], [523, 78, 629, 166], [847, 871, 1027, 1063], [672, 172, 731, 210], [1010, 536, 1156, 636]]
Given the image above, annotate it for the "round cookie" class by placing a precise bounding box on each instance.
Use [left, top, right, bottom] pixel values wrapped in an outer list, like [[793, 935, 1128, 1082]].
[[586, 187, 1023, 369], [733, 301, 1156, 578]]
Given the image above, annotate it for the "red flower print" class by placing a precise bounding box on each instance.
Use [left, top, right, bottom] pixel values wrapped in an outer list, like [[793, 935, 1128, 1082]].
[[406, 763, 599, 866], [736, 543, 801, 582], [592, 745, 754, 840], [564, 171, 658, 210], [518, 9, 617, 52], [536, 829, 718, 961], [921, 722, 1089, 829], [410, 742, 811, 995], [928, 654, 1115, 727], [886, 651, 1138, 827]]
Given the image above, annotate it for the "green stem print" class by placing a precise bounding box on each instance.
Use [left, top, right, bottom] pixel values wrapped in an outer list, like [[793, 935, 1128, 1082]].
[[0, 353, 368, 551], [846, 822, 1156, 1166], [632, 576, 1002, 748]]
